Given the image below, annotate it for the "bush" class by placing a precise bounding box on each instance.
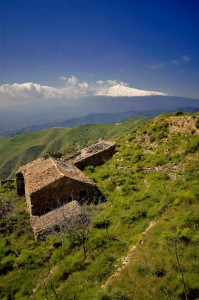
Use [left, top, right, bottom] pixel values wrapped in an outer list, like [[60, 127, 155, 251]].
[[174, 110, 184, 116], [185, 137, 199, 154], [95, 287, 130, 300], [152, 266, 166, 277], [0, 254, 15, 274], [54, 253, 85, 284], [135, 264, 150, 276], [93, 217, 110, 230], [87, 253, 116, 282]]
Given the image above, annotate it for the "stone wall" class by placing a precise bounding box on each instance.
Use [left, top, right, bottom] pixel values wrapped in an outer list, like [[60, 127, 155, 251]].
[[29, 176, 102, 216], [69, 143, 116, 170], [31, 200, 82, 240]]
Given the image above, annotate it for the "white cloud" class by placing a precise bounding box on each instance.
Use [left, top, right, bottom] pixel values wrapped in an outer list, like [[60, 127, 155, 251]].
[[171, 59, 180, 65], [171, 55, 191, 65], [106, 79, 119, 85], [0, 77, 93, 103], [96, 80, 104, 85], [148, 55, 191, 70], [0, 82, 60, 99], [148, 63, 166, 70], [60, 76, 67, 81], [0, 76, 169, 108], [182, 55, 191, 62], [66, 75, 79, 86]]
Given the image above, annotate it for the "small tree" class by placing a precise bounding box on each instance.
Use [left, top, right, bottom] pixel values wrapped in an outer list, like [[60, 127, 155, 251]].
[[49, 195, 106, 259], [59, 209, 90, 260]]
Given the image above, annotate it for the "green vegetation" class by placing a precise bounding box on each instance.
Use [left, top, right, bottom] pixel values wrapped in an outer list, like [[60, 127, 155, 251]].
[[0, 113, 199, 299], [0, 118, 145, 179]]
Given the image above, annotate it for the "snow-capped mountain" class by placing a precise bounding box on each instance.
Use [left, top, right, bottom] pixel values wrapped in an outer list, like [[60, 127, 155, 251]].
[[96, 84, 168, 97]]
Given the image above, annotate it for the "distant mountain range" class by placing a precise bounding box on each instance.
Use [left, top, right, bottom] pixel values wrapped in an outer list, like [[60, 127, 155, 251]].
[[0, 95, 199, 137], [2, 107, 198, 137]]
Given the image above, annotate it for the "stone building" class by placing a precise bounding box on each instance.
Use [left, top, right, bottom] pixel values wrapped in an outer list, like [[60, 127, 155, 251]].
[[31, 200, 83, 240], [67, 140, 115, 170], [16, 140, 115, 238], [16, 157, 102, 216]]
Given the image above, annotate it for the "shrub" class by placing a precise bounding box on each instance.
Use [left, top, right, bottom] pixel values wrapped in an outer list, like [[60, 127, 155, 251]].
[[95, 287, 130, 300], [135, 265, 150, 276], [174, 110, 184, 116], [121, 210, 147, 225], [54, 253, 85, 284], [93, 217, 111, 230], [152, 266, 166, 277], [87, 233, 109, 250], [0, 254, 15, 274], [178, 227, 191, 242], [87, 253, 116, 282], [185, 137, 199, 154], [195, 118, 199, 128], [43, 149, 63, 159]]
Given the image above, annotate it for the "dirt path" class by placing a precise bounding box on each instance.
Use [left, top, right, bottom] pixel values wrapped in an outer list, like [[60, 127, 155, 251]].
[[32, 266, 57, 293], [102, 221, 156, 288]]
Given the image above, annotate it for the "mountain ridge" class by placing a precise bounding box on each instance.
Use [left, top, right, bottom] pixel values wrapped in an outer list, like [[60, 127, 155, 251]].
[[1, 106, 199, 137], [0, 95, 199, 133]]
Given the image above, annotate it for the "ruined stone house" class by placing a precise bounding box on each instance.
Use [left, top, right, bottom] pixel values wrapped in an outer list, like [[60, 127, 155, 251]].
[[16, 157, 102, 216], [16, 140, 115, 238], [67, 140, 115, 170], [31, 200, 83, 240]]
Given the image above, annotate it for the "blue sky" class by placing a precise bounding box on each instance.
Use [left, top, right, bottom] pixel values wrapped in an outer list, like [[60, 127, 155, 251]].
[[0, 0, 199, 99]]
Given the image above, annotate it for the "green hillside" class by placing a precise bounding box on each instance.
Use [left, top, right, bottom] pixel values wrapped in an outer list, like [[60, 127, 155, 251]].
[[0, 113, 199, 300], [0, 118, 144, 179]]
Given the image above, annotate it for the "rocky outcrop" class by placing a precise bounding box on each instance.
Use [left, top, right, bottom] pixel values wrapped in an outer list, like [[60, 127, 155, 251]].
[[168, 116, 199, 135]]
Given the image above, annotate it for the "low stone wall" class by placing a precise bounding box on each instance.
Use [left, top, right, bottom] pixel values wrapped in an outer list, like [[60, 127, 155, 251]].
[[143, 164, 184, 173], [31, 201, 83, 240]]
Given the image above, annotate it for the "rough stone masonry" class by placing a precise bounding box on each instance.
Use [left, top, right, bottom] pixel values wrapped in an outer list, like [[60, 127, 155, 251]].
[[16, 140, 115, 238]]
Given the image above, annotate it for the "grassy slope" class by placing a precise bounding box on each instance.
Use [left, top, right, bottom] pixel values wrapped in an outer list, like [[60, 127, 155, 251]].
[[88, 114, 199, 300], [0, 113, 199, 300], [0, 118, 144, 179]]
